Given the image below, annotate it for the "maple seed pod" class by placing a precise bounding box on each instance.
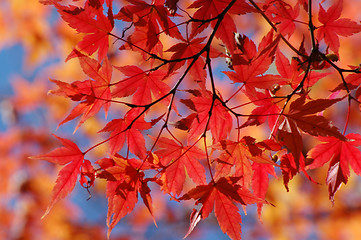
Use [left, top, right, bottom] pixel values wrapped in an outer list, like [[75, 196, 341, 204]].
[[234, 32, 244, 50], [325, 53, 339, 62], [224, 46, 233, 70], [270, 84, 280, 95]]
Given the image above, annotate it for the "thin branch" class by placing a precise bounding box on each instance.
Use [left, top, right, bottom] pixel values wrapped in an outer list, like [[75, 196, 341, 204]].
[[269, 60, 312, 139], [247, 0, 308, 58], [308, 0, 317, 49]]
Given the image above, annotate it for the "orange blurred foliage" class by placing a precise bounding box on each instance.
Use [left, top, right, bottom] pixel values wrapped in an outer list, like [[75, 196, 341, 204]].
[[1, 0, 361, 239]]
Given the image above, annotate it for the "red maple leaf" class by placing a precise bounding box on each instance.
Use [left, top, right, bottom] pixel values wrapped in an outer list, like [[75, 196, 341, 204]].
[[212, 140, 253, 188], [232, 33, 257, 65], [112, 65, 172, 106], [286, 95, 345, 139], [119, 26, 164, 59], [277, 117, 304, 168], [188, 0, 253, 52], [30, 135, 89, 218], [50, 52, 112, 132], [240, 89, 281, 130], [277, 95, 344, 167], [115, 0, 182, 39], [224, 31, 284, 90], [180, 177, 264, 240], [213, 138, 278, 188], [184, 90, 232, 143], [252, 162, 276, 218], [275, 50, 331, 89], [106, 180, 137, 238], [307, 133, 361, 203], [97, 156, 156, 238], [332, 66, 361, 91], [50, 0, 114, 60], [263, 0, 300, 37], [316, 0, 361, 55], [154, 137, 207, 196], [279, 153, 308, 192], [99, 110, 152, 158], [166, 36, 220, 87], [115, 0, 182, 53]]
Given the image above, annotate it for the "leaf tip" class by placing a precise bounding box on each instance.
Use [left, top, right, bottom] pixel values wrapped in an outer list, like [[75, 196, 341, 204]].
[[41, 207, 51, 220]]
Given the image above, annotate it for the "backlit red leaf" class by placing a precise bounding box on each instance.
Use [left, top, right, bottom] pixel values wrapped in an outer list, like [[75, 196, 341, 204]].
[[307, 134, 361, 202], [180, 177, 264, 240], [165, 36, 220, 87], [186, 91, 232, 143], [50, 53, 112, 132], [286, 96, 345, 140], [224, 32, 283, 90], [252, 162, 276, 218], [50, 0, 113, 60], [275, 50, 331, 89], [188, 0, 252, 51], [112, 65, 171, 106], [106, 180, 138, 238], [212, 140, 253, 188], [30, 135, 85, 218], [103, 157, 155, 237], [99, 112, 151, 158], [154, 137, 206, 196], [263, 0, 299, 37], [316, 0, 361, 54]]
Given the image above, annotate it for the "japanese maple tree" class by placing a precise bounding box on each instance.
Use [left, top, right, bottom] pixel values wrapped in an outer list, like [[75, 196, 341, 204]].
[[28, 0, 361, 239]]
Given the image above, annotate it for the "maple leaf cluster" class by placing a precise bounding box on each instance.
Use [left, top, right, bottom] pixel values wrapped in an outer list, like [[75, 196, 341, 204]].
[[31, 0, 361, 239]]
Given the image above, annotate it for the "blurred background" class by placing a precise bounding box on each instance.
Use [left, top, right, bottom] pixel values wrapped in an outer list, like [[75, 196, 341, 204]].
[[1, 0, 361, 239]]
